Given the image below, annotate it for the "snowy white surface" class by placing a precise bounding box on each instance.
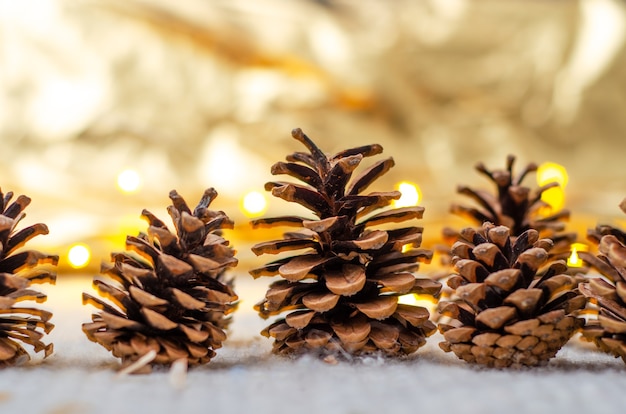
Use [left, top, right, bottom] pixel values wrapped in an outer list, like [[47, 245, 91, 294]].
[[1, 276, 625, 414]]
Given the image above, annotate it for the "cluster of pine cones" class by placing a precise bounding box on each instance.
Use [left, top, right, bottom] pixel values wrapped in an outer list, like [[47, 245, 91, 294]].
[[4, 128, 626, 372]]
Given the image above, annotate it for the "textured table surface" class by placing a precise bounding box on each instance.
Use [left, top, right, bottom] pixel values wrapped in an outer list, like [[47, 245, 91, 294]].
[[1, 276, 625, 414]]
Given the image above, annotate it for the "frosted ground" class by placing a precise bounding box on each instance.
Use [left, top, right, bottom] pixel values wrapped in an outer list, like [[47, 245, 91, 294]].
[[0, 276, 624, 414]]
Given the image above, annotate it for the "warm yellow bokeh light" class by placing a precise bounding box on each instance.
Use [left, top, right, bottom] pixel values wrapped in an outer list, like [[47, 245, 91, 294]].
[[398, 293, 419, 306], [67, 244, 91, 269], [117, 213, 149, 243], [541, 186, 566, 212], [397, 294, 437, 313], [117, 169, 141, 193], [537, 162, 568, 212], [241, 190, 268, 217], [537, 162, 568, 188], [567, 243, 588, 268], [393, 182, 421, 208]]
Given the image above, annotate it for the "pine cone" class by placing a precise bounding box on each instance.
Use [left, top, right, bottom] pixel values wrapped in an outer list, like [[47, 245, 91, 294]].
[[0, 189, 57, 366], [438, 222, 585, 368], [82, 189, 238, 373], [435, 156, 578, 324], [448, 155, 574, 253], [250, 128, 441, 358], [578, 198, 626, 362]]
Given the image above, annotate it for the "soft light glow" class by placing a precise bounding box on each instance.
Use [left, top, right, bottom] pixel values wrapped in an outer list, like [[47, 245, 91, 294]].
[[541, 186, 566, 212], [241, 191, 268, 217], [117, 213, 148, 244], [537, 162, 568, 212], [67, 244, 91, 269], [398, 294, 420, 306], [567, 249, 582, 268], [393, 182, 421, 208], [537, 162, 569, 188], [552, 0, 626, 123], [567, 243, 588, 268], [197, 126, 267, 197], [117, 169, 141, 193], [397, 294, 437, 313]]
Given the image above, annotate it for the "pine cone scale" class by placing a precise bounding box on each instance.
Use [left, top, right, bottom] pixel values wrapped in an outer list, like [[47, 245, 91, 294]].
[[324, 264, 366, 296], [302, 291, 340, 312], [331, 316, 370, 344], [0, 338, 21, 361], [278, 255, 330, 281], [374, 272, 417, 293], [285, 310, 316, 329], [99, 312, 142, 330], [354, 296, 398, 320]]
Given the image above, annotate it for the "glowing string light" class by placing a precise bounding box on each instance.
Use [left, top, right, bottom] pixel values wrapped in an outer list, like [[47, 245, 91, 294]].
[[68, 244, 91, 269], [117, 169, 141, 194], [398, 294, 420, 306], [537, 162, 568, 212], [397, 294, 437, 314], [567, 243, 588, 268], [537, 162, 569, 188], [540, 187, 565, 212], [393, 182, 421, 208], [241, 190, 268, 218]]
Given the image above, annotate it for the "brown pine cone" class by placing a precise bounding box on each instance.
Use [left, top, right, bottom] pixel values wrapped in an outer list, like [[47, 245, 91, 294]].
[[250, 128, 441, 358], [0, 189, 57, 366], [578, 199, 626, 363], [438, 222, 585, 368], [448, 155, 575, 254], [82, 189, 238, 373]]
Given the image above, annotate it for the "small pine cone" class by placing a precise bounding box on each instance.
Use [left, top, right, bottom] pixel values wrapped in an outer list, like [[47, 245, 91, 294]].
[[448, 155, 575, 256], [83, 189, 238, 373], [436, 156, 578, 323], [438, 223, 585, 368], [578, 198, 626, 363], [250, 128, 441, 358], [0, 189, 57, 366]]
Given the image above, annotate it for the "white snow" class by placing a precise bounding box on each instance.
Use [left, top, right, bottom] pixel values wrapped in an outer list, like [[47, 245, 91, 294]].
[[0, 276, 624, 414]]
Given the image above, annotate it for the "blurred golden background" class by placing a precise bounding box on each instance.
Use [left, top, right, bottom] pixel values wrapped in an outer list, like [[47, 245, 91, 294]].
[[2, 0, 626, 274]]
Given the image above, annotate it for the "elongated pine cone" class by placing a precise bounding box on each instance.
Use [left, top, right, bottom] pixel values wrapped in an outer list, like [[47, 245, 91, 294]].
[[447, 155, 574, 254], [82, 189, 238, 373], [0, 189, 57, 366], [250, 128, 441, 358], [438, 222, 585, 367], [579, 198, 626, 362]]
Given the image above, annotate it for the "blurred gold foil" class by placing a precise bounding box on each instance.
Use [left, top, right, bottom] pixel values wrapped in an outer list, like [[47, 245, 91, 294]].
[[2, 0, 626, 271]]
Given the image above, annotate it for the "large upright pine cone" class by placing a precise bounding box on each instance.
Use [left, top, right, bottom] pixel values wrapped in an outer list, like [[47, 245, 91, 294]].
[[448, 155, 574, 253], [0, 189, 57, 366], [578, 198, 626, 363], [438, 223, 585, 368], [250, 128, 441, 358], [83, 189, 238, 372]]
